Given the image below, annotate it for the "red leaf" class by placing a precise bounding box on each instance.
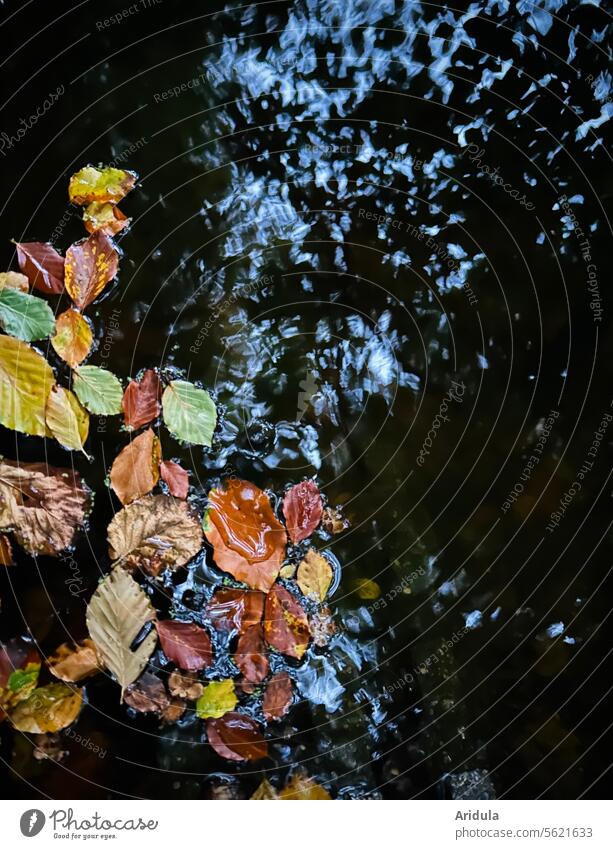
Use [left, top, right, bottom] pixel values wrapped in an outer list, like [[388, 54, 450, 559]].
[[122, 369, 161, 430], [15, 241, 64, 294], [264, 584, 311, 659], [234, 625, 269, 686], [206, 588, 265, 634], [263, 672, 293, 721], [206, 712, 268, 761], [282, 480, 323, 543], [156, 620, 213, 671], [65, 231, 118, 309], [160, 460, 189, 499]]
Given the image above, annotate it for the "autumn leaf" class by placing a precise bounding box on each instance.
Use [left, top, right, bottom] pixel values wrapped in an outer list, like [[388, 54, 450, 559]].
[[86, 567, 157, 699], [0, 335, 54, 437], [264, 584, 311, 660], [160, 460, 189, 499], [45, 385, 89, 453], [296, 549, 333, 601], [204, 479, 287, 592], [124, 672, 169, 715], [350, 578, 380, 600], [234, 625, 269, 687], [206, 712, 268, 762], [162, 380, 216, 446], [0, 459, 89, 556], [263, 671, 293, 721], [110, 428, 160, 505], [0, 638, 40, 718], [122, 369, 161, 430], [9, 683, 82, 733], [251, 779, 279, 800], [83, 202, 129, 236], [156, 620, 213, 671], [65, 231, 118, 309], [0, 288, 55, 341], [321, 506, 349, 534], [0, 271, 29, 292], [107, 494, 203, 576], [15, 241, 64, 294], [51, 309, 93, 367], [196, 679, 237, 719], [206, 588, 265, 634], [73, 365, 123, 415], [282, 480, 323, 543], [48, 639, 101, 683], [69, 166, 137, 205], [279, 773, 331, 800], [0, 533, 13, 565], [168, 670, 203, 701]]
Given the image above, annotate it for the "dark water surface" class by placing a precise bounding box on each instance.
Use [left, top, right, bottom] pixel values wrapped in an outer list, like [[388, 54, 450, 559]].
[[1, 0, 612, 799]]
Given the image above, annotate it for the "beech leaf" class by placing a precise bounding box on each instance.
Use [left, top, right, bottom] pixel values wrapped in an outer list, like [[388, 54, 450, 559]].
[[48, 639, 101, 683], [0, 533, 13, 566], [206, 712, 268, 762], [51, 308, 93, 367], [251, 779, 279, 800], [282, 480, 323, 543], [280, 773, 331, 800], [234, 625, 269, 687], [45, 385, 89, 453], [73, 365, 123, 415], [156, 620, 213, 671], [109, 428, 160, 505], [122, 369, 161, 430], [160, 460, 189, 499], [0, 271, 29, 292], [162, 380, 216, 446], [0, 639, 40, 717], [0, 288, 55, 341], [0, 335, 54, 437], [264, 584, 311, 660], [196, 679, 237, 719], [69, 166, 137, 205], [83, 202, 130, 236], [65, 231, 118, 309], [206, 588, 265, 634], [124, 672, 169, 715], [263, 671, 293, 721], [15, 241, 64, 294], [296, 549, 333, 601], [9, 682, 82, 733], [168, 670, 203, 701]]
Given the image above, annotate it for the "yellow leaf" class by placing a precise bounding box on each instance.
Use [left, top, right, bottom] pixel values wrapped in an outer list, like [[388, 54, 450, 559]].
[[296, 549, 333, 601], [9, 682, 82, 733], [45, 385, 89, 453], [0, 335, 54, 436], [83, 202, 129, 236], [196, 679, 237, 719], [280, 773, 331, 800], [251, 779, 279, 800], [351, 578, 381, 600], [68, 166, 137, 205], [51, 309, 93, 367], [0, 271, 29, 292]]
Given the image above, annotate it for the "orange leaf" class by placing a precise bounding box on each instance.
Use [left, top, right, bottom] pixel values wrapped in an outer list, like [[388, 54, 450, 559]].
[[282, 480, 323, 543], [83, 202, 130, 236], [109, 428, 160, 505], [0, 533, 13, 566], [234, 625, 269, 687], [51, 309, 93, 368], [64, 231, 118, 309], [206, 712, 268, 761], [122, 369, 161, 430], [264, 584, 311, 659], [263, 671, 293, 721], [48, 639, 101, 683], [160, 460, 189, 499], [15, 242, 64, 294], [206, 588, 265, 634], [280, 773, 331, 800]]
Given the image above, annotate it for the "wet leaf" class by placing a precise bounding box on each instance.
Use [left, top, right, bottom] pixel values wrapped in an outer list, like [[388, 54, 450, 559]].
[[122, 369, 161, 430], [204, 479, 287, 592], [280, 773, 331, 800], [159, 460, 189, 499], [162, 380, 216, 446], [110, 428, 160, 505], [196, 679, 237, 719], [45, 385, 89, 453], [107, 494, 203, 577], [124, 672, 169, 714], [73, 364, 123, 415], [321, 506, 349, 534], [0, 288, 55, 341], [296, 549, 333, 601], [0, 533, 13, 565], [168, 670, 203, 701], [351, 578, 380, 600], [15, 241, 64, 294], [282, 480, 323, 543], [264, 584, 311, 660], [156, 620, 213, 671], [51, 309, 93, 368], [10, 682, 82, 733], [48, 639, 101, 683], [0, 335, 54, 437], [0, 459, 89, 556], [161, 697, 186, 723], [206, 588, 265, 634], [251, 779, 279, 800], [69, 166, 137, 205], [83, 202, 130, 236], [263, 671, 293, 721], [0, 639, 40, 718], [206, 712, 268, 762], [309, 606, 337, 648], [0, 271, 29, 292], [234, 625, 269, 687], [65, 231, 118, 310]]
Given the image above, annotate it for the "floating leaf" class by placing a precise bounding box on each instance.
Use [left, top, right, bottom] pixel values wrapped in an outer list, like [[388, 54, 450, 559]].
[[73, 364, 123, 415], [279, 773, 331, 800], [234, 625, 269, 687], [263, 672, 293, 721], [296, 549, 333, 601], [168, 670, 203, 701], [0, 459, 89, 555], [51, 308, 93, 367], [0, 335, 54, 437], [0, 533, 13, 566], [351, 578, 380, 600], [206, 588, 265, 634], [206, 712, 268, 762], [264, 584, 311, 660], [0, 288, 55, 341], [86, 567, 157, 698], [65, 231, 118, 309], [122, 369, 161, 430], [196, 679, 237, 719], [69, 166, 137, 205], [107, 494, 203, 577], [204, 479, 287, 592], [251, 779, 279, 800], [282, 480, 323, 543], [156, 620, 213, 671], [110, 428, 160, 505], [9, 683, 82, 733], [321, 506, 349, 534], [48, 639, 101, 683], [124, 672, 169, 715], [160, 460, 189, 499], [0, 271, 28, 292], [0, 639, 40, 718], [83, 202, 129, 236], [15, 241, 64, 294], [45, 385, 89, 453], [162, 380, 216, 446]]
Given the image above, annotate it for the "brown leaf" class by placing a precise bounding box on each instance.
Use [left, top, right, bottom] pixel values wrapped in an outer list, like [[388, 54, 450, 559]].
[[107, 494, 203, 576], [206, 588, 265, 634], [251, 778, 279, 800], [161, 697, 185, 723], [0, 459, 89, 556], [264, 584, 311, 660], [15, 242, 64, 294], [122, 369, 161, 430], [206, 712, 268, 762], [321, 506, 349, 534], [263, 672, 293, 721], [64, 231, 118, 309], [160, 460, 189, 499], [168, 670, 204, 701], [234, 625, 269, 687], [296, 548, 333, 601], [156, 620, 213, 671], [0, 271, 29, 292], [282, 480, 323, 543], [9, 682, 82, 733], [280, 773, 331, 800], [48, 639, 101, 683], [204, 479, 287, 592], [124, 671, 169, 714], [110, 428, 161, 505], [0, 533, 13, 566]]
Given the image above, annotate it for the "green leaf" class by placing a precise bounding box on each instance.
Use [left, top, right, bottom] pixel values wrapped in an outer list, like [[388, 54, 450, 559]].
[[73, 365, 122, 415], [0, 288, 55, 341], [162, 380, 216, 447], [8, 662, 40, 695], [196, 679, 237, 719]]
